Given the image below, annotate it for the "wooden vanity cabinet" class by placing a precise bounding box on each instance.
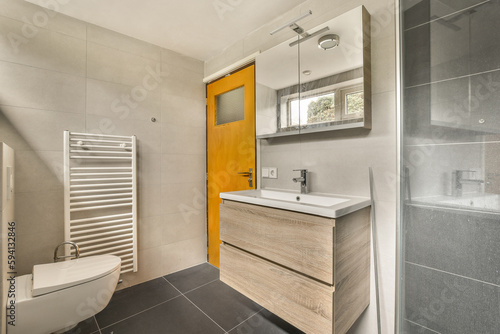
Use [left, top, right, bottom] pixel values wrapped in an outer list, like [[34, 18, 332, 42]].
[[219, 200, 370, 334]]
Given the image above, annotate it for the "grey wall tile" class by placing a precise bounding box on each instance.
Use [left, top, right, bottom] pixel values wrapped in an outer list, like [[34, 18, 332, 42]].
[[161, 153, 206, 185], [403, 0, 486, 30], [0, 16, 86, 76], [86, 78, 161, 122], [0, 105, 84, 151], [161, 49, 203, 73], [0, 61, 85, 113], [406, 205, 500, 285], [404, 262, 500, 334], [87, 24, 161, 62], [87, 42, 162, 87], [161, 123, 205, 154], [470, 1, 500, 74], [0, 0, 86, 39], [161, 94, 206, 128]]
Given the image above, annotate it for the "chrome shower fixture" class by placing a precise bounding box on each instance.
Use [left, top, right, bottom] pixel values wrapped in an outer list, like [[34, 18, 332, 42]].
[[318, 34, 340, 50]]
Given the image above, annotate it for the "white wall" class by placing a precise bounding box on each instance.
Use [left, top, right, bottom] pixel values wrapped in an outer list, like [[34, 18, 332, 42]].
[[0, 0, 207, 288], [205, 0, 398, 333]]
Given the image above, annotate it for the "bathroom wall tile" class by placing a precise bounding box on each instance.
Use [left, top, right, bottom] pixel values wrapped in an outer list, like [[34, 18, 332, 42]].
[[137, 153, 161, 186], [406, 142, 483, 198], [161, 48, 203, 74], [162, 210, 205, 245], [84, 114, 161, 154], [161, 236, 207, 275], [86, 79, 161, 123], [403, 23, 430, 87], [371, 34, 396, 95], [403, 0, 486, 30], [87, 42, 161, 87], [161, 94, 205, 128], [405, 205, 500, 286], [137, 215, 163, 251], [15, 230, 64, 275], [0, 61, 85, 113], [161, 181, 205, 215], [260, 149, 302, 191], [161, 153, 206, 185], [0, 105, 84, 151], [404, 262, 500, 334], [161, 65, 205, 101], [137, 182, 162, 219], [87, 24, 161, 62], [14, 150, 63, 193], [161, 123, 205, 154], [401, 319, 441, 334], [0, 16, 86, 76], [119, 246, 163, 289], [0, 0, 87, 40], [468, 1, 500, 74], [14, 189, 64, 237], [469, 69, 500, 133]]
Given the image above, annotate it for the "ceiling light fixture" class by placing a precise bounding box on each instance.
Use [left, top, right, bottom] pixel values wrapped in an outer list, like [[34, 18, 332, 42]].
[[318, 34, 340, 50]]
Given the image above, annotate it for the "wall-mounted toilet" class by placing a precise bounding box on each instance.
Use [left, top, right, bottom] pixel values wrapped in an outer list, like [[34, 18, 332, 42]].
[[7, 255, 121, 334]]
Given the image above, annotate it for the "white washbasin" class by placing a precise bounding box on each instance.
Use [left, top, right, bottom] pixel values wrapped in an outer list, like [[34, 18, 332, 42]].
[[259, 189, 349, 207], [220, 189, 370, 218]]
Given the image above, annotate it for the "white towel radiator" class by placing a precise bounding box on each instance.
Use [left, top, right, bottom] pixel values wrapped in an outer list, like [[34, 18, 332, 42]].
[[63, 131, 137, 274]]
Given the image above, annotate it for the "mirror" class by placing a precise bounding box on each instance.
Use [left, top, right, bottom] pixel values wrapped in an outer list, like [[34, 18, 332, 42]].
[[256, 6, 371, 138]]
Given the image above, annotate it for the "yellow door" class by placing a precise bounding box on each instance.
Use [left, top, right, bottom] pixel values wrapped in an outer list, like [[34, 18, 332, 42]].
[[207, 65, 256, 267]]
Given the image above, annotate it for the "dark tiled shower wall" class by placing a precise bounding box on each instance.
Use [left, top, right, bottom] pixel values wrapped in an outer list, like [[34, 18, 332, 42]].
[[402, 1, 500, 333]]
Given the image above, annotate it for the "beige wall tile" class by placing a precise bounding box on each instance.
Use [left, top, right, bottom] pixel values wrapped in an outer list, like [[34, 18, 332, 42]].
[[15, 190, 64, 237], [0, 16, 86, 76], [87, 24, 161, 62], [161, 182, 205, 215], [0, 0, 87, 39], [161, 153, 206, 185], [161, 236, 206, 275], [14, 150, 63, 193], [0, 61, 85, 113], [161, 49, 203, 74], [86, 78, 162, 122], [161, 94, 205, 128], [87, 42, 162, 87], [0, 105, 84, 151], [161, 123, 205, 155], [162, 210, 205, 245]]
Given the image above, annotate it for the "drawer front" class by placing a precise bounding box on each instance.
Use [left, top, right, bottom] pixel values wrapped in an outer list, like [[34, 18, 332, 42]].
[[220, 244, 333, 334], [220, 200, 334, 284]]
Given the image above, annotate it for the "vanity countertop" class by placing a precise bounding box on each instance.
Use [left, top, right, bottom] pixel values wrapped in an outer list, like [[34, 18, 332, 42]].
[[220, 188, 370, 218]]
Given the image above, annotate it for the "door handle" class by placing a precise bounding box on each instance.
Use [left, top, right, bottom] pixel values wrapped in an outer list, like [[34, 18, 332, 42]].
[[238, 168, 253, 187]]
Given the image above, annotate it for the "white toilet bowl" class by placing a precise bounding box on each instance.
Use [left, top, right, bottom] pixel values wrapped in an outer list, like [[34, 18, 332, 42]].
[[7, 255, 121, 334]]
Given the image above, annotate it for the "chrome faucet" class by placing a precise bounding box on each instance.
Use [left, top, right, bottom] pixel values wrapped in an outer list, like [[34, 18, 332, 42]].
[[452, 170, 484, 197], [292, 169, 308, 194]]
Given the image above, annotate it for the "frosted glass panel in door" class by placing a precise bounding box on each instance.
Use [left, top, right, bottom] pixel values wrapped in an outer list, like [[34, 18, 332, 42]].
[[216, 86, 245, 125]]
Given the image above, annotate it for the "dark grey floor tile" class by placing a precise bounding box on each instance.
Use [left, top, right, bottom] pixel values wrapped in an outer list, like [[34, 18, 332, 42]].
[[95, 277, 180, 328], [185, 280, 262, 331], [404, 262, 500, 334], [63, 316, 99, 334], [100, 296, 224, 334], [164, 262, 219, 293], [228, 309, 304, 334]]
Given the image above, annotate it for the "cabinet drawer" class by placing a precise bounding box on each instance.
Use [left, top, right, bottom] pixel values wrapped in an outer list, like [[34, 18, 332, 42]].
[[220, 244, 333, 334], [220, 200, 334, 284]]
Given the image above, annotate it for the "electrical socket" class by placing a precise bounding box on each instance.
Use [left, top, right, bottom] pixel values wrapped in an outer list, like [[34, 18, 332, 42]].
[[269, 167, 278, 179]]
